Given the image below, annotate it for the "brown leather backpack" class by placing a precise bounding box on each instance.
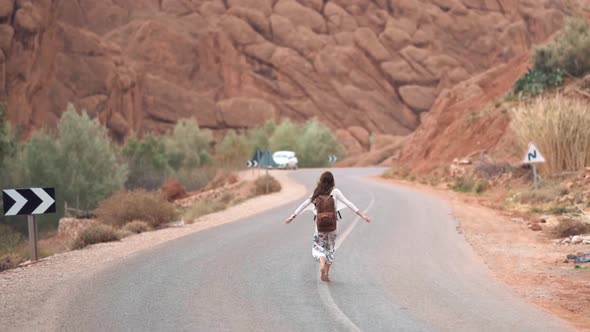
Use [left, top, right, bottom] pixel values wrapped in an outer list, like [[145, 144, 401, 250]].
[[314, 194, 337, 232]]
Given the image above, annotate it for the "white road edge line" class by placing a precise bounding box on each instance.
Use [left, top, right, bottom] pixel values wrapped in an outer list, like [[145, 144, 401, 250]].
[[316, 187, 377, 332]]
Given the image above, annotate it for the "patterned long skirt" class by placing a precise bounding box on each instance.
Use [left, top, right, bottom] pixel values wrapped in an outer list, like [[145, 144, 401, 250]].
[[312, 230, 337, 265]]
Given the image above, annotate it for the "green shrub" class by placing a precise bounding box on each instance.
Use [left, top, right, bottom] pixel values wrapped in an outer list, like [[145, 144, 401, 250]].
[[247, 120, 276, 150], [0, 122, 23, 190], [269, 119, 299, 152], [123, 133, 171, 190], [71, 224, 121, 250], [512, 95, 590, 173], [513, 67, 564, 97], [0, 103, 9, 167], [453, 178, 487, 194], [96, 190, 179, 228], [0, 253, 26, 272], [123, 220, 153, 234], [473, 180, 487, 194], [215, 130, 251, 169], [295, 119, 346, 167], [253, 175, 281, 195], [165, 118, 212, 171], [537, 18, 590, 77], [22, 105, 127, 212], [514, 18, 590, 96]]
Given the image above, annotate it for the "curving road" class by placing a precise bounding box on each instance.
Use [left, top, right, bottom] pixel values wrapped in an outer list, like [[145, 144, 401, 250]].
[[43, 169, 569, 331]]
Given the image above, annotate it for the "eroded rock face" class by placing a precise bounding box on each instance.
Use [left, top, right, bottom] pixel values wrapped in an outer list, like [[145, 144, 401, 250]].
[[0, 0, 576, 149]]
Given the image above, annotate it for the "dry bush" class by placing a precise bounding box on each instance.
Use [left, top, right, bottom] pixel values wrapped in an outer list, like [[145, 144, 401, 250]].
[[204, 170, 239, 191], [0, 253, 26, 272], [0, 224, 24, 255], [512, 95, 590, 174], [38, 233, 70, 258], [382, 165, 411, 179], [253, 175, 281, 195], [123, 220, 153, 234], [70, 224, 121, 250], [551, 218, 590, 238], [96, 190, 179, 228], [452, 177, 487, 194], [160, 177, 188, 202], [518, 187, 563, 204], [183, 198, 228, 223], [474, 159, 512, 180], [174, 167, 215, 192]]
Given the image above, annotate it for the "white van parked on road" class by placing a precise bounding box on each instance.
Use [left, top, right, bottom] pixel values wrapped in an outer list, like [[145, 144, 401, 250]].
[[272, 151, 298, 169]]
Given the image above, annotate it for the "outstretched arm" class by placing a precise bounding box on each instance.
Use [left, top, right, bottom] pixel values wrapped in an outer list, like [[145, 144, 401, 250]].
[[333, 189, 371, 223], [285, 196, 312, 224]]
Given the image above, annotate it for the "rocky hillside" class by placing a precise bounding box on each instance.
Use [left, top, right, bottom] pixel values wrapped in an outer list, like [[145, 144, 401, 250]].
[[0, 0, 576, 150]]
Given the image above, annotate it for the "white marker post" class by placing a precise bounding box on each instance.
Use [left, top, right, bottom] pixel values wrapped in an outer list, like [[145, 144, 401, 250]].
[[522, 143, 546, 190]]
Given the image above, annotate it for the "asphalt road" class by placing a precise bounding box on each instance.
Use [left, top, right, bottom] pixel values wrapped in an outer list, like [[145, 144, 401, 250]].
[[47, 168, 569, 331]]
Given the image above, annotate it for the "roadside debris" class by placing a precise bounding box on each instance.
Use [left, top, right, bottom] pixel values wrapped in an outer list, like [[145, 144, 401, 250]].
[[566, 252, 590, 263], [557, 235, 590, 245]]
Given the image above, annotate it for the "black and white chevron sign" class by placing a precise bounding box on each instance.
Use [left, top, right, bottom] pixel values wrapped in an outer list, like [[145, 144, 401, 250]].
[[328, 155, 338, 163], [2, 187, 56, 216], [246, 160, 258, 168]]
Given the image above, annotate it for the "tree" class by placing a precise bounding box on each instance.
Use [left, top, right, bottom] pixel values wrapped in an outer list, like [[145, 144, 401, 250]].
[[165, 118, 212, 170], [269, 119, 299, 152], [247, 119, 276, 150], [122, 132, 171, 190], [296, 119, 346, 167], [216, 130, 250, 169], [23, 104, 127, 211], [0, 103, 9, 168]]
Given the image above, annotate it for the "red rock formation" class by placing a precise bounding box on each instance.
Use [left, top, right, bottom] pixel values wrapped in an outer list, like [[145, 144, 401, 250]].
[[0, 0, 579, 151]]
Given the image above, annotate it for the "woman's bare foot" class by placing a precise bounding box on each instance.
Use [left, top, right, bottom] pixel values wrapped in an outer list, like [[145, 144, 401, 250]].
[[320, 266, 329, 282], [319, 257, 329, 282]]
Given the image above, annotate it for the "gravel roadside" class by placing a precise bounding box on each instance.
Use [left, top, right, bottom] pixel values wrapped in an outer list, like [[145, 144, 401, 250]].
[[0, 170, 306, 330], [372, 176, 589, 331]]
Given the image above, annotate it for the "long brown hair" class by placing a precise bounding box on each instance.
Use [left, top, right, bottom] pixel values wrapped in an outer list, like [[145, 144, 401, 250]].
[[311, 171, 335, 201]]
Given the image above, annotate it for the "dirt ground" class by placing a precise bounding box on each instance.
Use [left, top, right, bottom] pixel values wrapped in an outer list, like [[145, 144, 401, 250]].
[[374, 176, 590, 331]]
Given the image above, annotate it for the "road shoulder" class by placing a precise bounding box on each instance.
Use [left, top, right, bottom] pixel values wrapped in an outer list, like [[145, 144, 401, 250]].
[[370, 176, 590, 331]]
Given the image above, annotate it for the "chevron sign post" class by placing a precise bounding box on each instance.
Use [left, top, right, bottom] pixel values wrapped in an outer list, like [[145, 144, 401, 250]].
[[2, 187, 56, 261]]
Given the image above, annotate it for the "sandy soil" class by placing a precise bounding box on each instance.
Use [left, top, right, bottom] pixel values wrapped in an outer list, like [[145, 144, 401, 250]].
[[0, 170, 307, 329], [374, 176, 590, 331]]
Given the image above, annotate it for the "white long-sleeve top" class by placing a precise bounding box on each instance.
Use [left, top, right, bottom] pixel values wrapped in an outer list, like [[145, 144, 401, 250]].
[[292, 188, 360, 217]]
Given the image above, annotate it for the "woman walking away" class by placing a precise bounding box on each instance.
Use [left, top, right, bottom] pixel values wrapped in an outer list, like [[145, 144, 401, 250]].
[[284, 171, 370, 282]]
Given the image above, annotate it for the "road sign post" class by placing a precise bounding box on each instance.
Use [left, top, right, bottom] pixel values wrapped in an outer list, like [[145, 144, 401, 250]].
[[532, 164, 539, 190], [2, 187, 56, 261], [522, 143, 545, 190], [28, 215, 39, 261], [265, 167, 269, 194]]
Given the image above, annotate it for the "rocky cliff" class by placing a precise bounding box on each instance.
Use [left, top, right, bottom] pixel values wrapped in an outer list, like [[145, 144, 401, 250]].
[[0, 0, 574, 150]]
